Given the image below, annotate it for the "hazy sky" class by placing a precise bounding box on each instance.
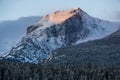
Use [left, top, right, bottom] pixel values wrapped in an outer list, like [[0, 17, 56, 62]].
[[0, 0, 120, 22]]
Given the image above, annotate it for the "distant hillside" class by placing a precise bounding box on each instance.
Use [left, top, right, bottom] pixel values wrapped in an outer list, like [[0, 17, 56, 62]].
[[0, 16, 41, 56]]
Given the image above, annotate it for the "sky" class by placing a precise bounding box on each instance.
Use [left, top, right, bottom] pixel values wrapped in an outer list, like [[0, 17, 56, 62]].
[[0, 0, 120, 22]]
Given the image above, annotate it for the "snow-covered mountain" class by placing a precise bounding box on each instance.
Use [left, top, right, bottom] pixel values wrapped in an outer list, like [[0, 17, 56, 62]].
[[6, 8, 120, 63], [0, 16, 41, 56]]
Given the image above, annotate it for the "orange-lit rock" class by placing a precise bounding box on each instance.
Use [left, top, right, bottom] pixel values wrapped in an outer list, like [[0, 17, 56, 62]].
[[42, 8, 80, 24]]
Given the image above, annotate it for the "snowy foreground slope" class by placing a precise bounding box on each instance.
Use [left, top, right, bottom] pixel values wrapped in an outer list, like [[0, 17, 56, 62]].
[[5, 8, 120, 63], [0, 16, 41, 56]]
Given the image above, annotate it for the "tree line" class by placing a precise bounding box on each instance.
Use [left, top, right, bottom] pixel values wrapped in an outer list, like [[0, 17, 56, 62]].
[[0, 59, 120, 80]]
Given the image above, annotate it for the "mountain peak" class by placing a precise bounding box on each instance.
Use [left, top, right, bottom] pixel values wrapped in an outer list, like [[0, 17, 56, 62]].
[[5, 8, 120, 63], [42, 8, 81, 24]]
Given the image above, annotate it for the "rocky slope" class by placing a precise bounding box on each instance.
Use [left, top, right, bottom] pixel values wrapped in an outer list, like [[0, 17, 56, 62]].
[[5, 8, 120, 63]]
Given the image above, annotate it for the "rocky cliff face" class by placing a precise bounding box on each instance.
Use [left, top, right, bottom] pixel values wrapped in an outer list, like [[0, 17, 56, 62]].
[[6, 8, 120, 63]]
